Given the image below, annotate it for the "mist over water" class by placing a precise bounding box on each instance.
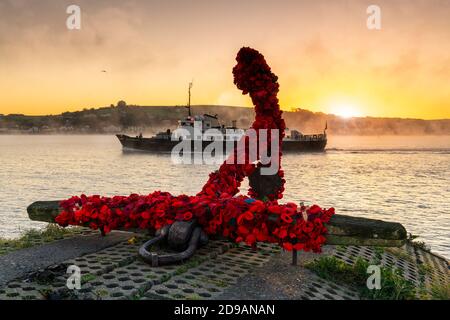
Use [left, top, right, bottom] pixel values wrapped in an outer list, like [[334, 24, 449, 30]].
[[0, 135, 449, 259]]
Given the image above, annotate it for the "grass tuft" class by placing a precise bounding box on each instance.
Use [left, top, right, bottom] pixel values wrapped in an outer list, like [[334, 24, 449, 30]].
[[430, 283, 450, 300], [306, 256, 417, 300], [0, 224, 82, 255], [81, 273, 97, 284]]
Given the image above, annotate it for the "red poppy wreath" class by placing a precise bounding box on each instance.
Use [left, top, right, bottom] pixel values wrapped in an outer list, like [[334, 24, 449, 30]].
[[55, 47, 335, 252]]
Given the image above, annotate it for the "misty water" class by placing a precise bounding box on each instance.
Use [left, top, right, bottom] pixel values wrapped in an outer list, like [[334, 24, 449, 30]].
[[0, 135, 449, 259]]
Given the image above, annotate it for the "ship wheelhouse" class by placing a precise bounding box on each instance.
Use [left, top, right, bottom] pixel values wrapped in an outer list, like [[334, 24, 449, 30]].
[[172, 113, 244, 142], [284, 128, 327, 142]]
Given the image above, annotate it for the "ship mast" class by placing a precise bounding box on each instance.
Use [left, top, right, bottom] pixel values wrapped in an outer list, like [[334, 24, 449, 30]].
[[186, 81, 193, 117]]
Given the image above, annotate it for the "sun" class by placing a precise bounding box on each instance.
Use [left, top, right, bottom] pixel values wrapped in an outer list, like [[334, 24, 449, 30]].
[[330, 102, 362, 118]]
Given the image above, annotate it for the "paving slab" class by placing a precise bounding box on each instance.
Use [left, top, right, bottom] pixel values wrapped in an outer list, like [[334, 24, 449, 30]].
[[217, 247, 359, 300]]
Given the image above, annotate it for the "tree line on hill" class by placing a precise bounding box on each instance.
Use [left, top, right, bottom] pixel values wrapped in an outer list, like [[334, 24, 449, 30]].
[[0, 102, 449, 135]]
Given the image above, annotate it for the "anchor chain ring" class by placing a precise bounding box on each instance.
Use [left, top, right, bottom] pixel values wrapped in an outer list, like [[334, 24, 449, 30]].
[[138, 220, 208, 267]]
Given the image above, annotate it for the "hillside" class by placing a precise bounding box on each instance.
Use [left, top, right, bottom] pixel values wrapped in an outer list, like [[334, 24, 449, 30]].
[[1, 103, 449, 135]]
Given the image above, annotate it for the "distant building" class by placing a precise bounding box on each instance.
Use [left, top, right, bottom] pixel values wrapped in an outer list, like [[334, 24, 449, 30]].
[[103, 125, 122, 133], [117, 100, 127, 108]]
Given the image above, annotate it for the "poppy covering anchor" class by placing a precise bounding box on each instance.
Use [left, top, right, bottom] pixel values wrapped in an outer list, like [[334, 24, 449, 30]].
[[138, 219, 208, 266]]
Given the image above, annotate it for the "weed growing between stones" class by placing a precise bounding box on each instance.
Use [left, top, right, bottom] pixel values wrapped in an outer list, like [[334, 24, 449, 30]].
[[0, 224, 83, 255], [407, 233, 431, 252], [174, 256, 207, 276], [81, 273, 96, 284], [430, 283, 450, 300], [305, 256, 416, 300]]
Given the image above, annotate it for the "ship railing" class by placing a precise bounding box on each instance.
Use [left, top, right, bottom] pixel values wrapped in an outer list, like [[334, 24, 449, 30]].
[[294, 134, 326, 141]]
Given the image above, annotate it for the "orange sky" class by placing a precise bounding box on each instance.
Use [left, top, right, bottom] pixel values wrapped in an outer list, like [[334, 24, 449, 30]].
[[0, 0, 449, 119]]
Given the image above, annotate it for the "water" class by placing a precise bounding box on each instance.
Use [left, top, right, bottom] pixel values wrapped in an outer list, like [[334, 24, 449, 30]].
[[1, 135, 449, 259]]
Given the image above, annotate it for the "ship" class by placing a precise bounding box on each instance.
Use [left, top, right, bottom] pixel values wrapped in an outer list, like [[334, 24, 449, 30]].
[[116, 83, 327, 153]]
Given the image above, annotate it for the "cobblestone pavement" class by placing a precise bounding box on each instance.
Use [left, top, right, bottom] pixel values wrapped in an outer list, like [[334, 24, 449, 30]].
[[0, 232, 448, 300]]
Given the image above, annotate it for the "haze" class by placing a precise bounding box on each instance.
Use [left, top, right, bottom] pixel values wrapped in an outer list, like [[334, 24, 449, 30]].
[[0, 0, 449, 119]]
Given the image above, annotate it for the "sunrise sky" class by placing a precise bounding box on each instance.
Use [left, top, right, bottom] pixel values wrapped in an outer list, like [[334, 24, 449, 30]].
[[1, 0, 449, 119]]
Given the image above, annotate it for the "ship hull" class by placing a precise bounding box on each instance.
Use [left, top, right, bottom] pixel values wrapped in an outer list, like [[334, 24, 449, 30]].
[[116, 134, 326, 153]]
